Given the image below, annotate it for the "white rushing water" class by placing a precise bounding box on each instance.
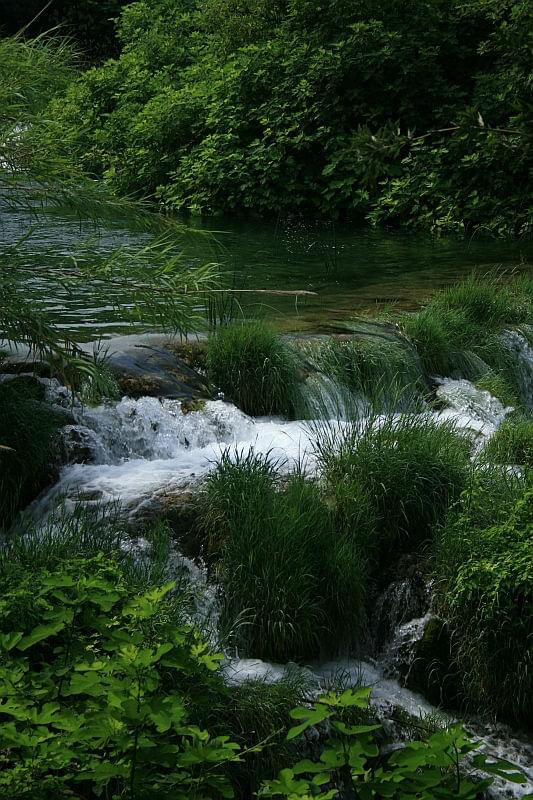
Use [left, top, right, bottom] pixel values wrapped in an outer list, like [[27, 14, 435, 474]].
[[36, 371, 516, 519]]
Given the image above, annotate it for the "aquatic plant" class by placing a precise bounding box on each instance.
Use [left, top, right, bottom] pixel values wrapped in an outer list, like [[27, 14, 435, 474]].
[[481, 414, 533, 467], [203, 451, 370, 660], [435, 471, 533, 725], [206, 322, 301, 417], [314, 413, 472, 563]]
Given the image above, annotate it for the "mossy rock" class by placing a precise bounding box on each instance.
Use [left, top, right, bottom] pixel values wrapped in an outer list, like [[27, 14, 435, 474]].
[[405, 617, 458, 708], [107, 344, 212, 400]]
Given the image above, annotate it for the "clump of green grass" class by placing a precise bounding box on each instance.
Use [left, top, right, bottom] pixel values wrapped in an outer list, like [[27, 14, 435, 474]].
[[474, 372, 518, 407], [0, 379, 62, 527], [435, 471, 533, 725], [402, 275, 533, 389], [432, 274, 531, 328], [206, 322, 301, 416], [482, 415, 533, 466], [314, 413, 472, 560], [202, 450, 372, 660], [0, 504, 176, 590], [308, 336, 425, 412]]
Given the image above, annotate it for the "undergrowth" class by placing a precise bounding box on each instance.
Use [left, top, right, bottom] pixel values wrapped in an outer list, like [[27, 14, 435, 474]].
[[435, 471, 533, 726]]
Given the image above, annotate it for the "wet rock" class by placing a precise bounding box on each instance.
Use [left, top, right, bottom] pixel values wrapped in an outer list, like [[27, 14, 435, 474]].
[[61, 424, 100, 464], [107, 343, 212, 400], [129, 487, 204, 560], [372, 556, 432, 651]]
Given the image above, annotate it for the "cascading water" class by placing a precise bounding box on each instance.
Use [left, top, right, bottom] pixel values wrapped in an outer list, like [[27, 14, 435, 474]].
[[501, 329, 533, 409], [14, 329, 533, 798]]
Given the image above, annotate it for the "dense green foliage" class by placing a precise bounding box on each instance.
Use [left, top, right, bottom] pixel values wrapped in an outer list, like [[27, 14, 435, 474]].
[[50, 0, 532, 235], [259, 688, 524, 800], [436, 473, 533, 725], [1, 516, 521, 798], [0, 379, 62, 528], [206, 322, 301, 416], [203, 451, 371, 659], [0, 555, 240, 799]]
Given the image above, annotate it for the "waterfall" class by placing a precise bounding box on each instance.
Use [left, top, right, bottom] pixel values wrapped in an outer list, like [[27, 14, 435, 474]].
[[501, 329, 533, 409]]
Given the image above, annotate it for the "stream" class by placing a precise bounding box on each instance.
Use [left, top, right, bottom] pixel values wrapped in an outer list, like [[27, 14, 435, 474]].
[[2, 203, 533, 796], [6, 325, 529, 798]]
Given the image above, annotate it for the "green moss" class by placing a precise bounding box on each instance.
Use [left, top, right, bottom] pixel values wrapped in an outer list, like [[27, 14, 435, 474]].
[[406, 617, 457, 708], [206, 322, 301, 417]]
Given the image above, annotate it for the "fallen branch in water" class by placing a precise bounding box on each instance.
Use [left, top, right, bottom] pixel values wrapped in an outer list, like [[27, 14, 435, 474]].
[[200, 288, 317, 296]]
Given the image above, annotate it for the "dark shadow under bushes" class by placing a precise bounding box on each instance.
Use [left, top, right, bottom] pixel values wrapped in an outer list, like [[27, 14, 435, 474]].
[[0, 378, 63, 528]]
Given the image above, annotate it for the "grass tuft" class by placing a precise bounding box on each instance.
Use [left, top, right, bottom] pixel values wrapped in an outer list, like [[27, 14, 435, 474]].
[[435, 471, 533, 725], [401, 275, 533, 394], [202, 451, 371, 660], [206, 321, 301, 416], [482, 414, 533, 467], [314, 413, 472, 560]]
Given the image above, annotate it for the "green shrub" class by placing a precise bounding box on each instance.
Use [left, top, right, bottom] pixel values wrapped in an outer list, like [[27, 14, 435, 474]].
[[206, 322, 301, 417], [482, 415, 533, 466], [436, 473, 533, 725], [258, 687, 524, 799], [50, 0, 532, 235], [0, 555, 240, 799], [203, 451, 371, 660], [0, 380, 62, 528], [315, 414, 472, 560]]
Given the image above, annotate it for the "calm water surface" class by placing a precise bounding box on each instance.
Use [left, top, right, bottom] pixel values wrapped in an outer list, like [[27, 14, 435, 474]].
[[2, 204, 531, 339]]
